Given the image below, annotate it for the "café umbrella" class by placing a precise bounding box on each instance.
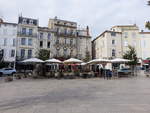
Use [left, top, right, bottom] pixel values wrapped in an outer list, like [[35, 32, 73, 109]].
[[111, 58, 131, 63], [63, 58, 83, 64], [22, 58, 44, 63], [45, 58, 62, 64]]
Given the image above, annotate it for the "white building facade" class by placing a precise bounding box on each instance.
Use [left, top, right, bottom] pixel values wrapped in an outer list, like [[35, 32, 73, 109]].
[[0, 19, 17, 64]]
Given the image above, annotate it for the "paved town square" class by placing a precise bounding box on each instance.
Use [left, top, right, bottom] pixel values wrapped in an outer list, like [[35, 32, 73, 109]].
[[0, 73, 150, 113]]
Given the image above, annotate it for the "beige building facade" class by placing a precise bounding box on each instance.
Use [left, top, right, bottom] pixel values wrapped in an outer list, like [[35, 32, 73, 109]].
[[140, 32, 150, 59], [92, 31, 122, 59], [48, 17, 92, 60], [92, 25, 143, 60]]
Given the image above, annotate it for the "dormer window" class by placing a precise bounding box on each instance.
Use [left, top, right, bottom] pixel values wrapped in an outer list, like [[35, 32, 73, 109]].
[[23, 19, 27, 24], [29, 20, 33, 25]]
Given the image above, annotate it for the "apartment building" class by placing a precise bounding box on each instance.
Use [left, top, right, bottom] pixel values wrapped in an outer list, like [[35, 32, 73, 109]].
[[16, 16, 39, 61], [48, 17, 92, 60], [0, 18, 17, 65], [93, 24, 142, 59], [140, 31, 150, 59]]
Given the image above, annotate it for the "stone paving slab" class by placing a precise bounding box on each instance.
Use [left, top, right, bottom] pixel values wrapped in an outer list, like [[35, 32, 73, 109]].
[[0, 72, 150, 113]]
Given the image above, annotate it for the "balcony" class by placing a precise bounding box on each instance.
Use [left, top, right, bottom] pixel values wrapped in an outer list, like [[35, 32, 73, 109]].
[[55, 31, 76, 38], [17, 32, 37, 38]]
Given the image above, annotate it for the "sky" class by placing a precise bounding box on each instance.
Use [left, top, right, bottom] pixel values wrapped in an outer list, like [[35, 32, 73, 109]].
[[0, 0, 150, 38]]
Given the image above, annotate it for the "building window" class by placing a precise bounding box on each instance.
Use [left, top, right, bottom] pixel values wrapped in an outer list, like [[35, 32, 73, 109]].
[[64, 48, 67, 57], [29, 20, 33, 25], [124, 41, 128, 47], [112, 49, 116, 57], [112, 40, 115, 45], [48, 33, 51, 39], [23, 19, 27, 24], [21, 38, 26, 45], [56, 28, 59, 33], [70, 39, 73, 45], [4, 38, 7, 46], [28, 50, 32, 58], [28, 39, 32, 46], [40, 33, 43, 39], [64, 28, 67, 35], [124, 32, 128, 38], [56, 39, 59, 44], [13, 39, 16, 46], [29, 29, 33, 35], [47, 42, 50, 48], [64, 38, 67, 44], [11, 50, 15, 57], [21, 49, 25, 58], [40, 41, 43, 48], [111, 32, 116, 36], [22, 28, 26, 35]]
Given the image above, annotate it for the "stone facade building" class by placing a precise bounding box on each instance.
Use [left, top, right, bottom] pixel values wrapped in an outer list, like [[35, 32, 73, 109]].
[[0, 18, 17, 65], [48, 17, 92, 60], [92, 24, 148, 60], [0, 16, 92, 65], [140, 31, 150, 59], [16, 16, 39, 61]]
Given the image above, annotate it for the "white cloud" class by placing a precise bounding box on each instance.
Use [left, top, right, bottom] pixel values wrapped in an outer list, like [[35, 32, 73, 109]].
[[0, 0, 150, 38]]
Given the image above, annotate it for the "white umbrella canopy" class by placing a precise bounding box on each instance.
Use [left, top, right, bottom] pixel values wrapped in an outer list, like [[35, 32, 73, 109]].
[[111, 58, 131, 63], [87, 59, 111, 65], [22, 58, 44, 63], [45, 58, 62, 64], [63, 58, 83, 64]]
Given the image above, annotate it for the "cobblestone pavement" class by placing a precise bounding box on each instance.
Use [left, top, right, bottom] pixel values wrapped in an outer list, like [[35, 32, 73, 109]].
[[0, 71, 150, 113]]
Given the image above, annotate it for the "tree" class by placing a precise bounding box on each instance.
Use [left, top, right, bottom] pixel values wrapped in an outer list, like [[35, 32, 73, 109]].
[[145, 21, 150, 30], [123, 45, 138, 66], [37, 49, 50, 61], [83, 51, 91, 62], [148, 0, 150, 5]]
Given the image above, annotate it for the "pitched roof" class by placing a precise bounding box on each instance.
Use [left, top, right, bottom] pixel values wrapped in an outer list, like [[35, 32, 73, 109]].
[[92, 30, 122, 42]]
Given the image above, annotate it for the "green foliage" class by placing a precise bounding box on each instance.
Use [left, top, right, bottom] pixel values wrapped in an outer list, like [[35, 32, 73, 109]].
[[37, 49, 50, 61], [148, 1, 150, 5], [145, 21, 150, 30], [83, 51, 91, 62], [123, 45, 138, 66]]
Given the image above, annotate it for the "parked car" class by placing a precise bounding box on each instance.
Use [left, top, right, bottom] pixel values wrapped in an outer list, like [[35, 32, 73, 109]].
[[0, 68, 16, 77], [118, 68, 132, 77]]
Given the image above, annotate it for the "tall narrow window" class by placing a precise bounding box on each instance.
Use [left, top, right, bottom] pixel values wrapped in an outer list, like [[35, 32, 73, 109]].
[[22, 28, 26, 35], [70, 39, 73, 45], [40, 41, 43, 48], [4, 38, 7, 46], [29, 29, 33, 35], [124, 32, 128, 38], [48, 33, 51, 39], [21, 38, 26, 45], [112, 40, 115, 45], [13, 39, 16, 46], [28, 50, 32, 58], [28, 39, 32, 46], [40, 33, 43, 39], [11, 50, 15, 57], [21, 49, 25, 58], [47, 42, 50, 48], [112, 49, 116, 57]]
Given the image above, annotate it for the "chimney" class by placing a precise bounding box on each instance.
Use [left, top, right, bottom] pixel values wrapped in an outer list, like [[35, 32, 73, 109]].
[[86, 26, 89, 36]]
